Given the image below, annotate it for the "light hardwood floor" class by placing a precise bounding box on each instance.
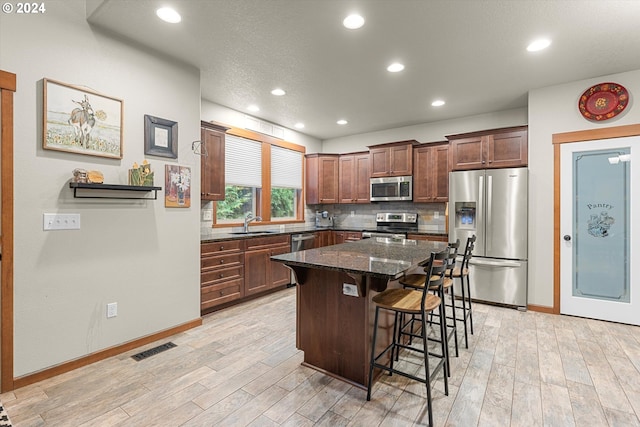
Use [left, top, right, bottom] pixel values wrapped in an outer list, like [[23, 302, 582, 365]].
[[2, 287, 640, 426]]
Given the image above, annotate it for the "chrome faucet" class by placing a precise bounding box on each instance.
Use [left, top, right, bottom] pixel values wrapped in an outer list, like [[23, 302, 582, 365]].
[[243, 212, 262, 232]]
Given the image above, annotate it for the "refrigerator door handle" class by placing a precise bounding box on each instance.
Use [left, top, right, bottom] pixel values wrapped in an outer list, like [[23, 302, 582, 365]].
[[486, 174, 492, 253], [469, 258, 522, 268], [478, 174, 484, 234]]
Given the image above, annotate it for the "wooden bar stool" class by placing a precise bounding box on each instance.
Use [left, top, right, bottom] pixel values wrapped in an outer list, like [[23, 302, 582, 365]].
[[398, 240, 459, 376], [447, 235, 476, 348], [367, 249, 449, 427]]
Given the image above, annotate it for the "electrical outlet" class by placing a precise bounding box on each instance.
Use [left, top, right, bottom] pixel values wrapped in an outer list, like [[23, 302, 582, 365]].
[[43, 213, 81, 230], [434, 211, 440, 219], [107, 302, 118, 318], [350, 211, 355, 217], [202, 210, 213, 221], [342, 283, 359, 297]]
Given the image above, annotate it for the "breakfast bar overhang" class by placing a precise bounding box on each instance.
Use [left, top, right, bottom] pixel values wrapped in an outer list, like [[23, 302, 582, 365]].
[[271, 238, 447, 388]]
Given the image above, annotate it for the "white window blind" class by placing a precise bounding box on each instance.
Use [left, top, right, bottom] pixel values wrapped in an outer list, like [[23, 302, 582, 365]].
[[271, 145, 302, 189], [225, 135, 262, 187]]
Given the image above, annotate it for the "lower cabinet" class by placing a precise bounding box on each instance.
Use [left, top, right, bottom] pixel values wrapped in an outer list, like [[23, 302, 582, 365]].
[[200, 234, 291, 314], [314, 230, 333, 248], [407, 233, 449, 242], [200, 240, 245, 313], [242, 234, 292, 298], [333, 231, 362, 244]]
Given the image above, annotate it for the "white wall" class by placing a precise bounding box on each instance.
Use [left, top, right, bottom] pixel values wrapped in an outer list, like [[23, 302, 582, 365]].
[[528, 69, 640, 307], [201, 99, 322, 153], [322, 108, 528, 152], [1, 1, 201, 376]]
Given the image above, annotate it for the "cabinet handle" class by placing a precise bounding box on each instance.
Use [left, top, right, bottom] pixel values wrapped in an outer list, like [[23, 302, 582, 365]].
[[219, 290, 224, 296], [220, 259, 225, 264], [482, 160, 486, 164], [219, 246, 224, 251], [219, 273, 224, 278]]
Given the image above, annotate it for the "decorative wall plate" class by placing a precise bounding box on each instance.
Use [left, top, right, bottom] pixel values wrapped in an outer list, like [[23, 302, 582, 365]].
[[578, 82, 629, 121]]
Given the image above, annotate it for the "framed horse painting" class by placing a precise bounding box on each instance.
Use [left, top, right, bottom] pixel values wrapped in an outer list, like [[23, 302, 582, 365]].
[[43, 78, 123, 159]]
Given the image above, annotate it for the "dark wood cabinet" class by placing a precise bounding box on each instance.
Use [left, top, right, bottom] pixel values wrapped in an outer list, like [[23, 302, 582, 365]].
[[339, 152, 370, 203], [314, 230, 333, 248], [305, 154, 339, 204], [369, 141, 416, 177], [407, 233, 448, 242], [201, 234, 290, 313], [333, 231, 362, 244], [244, 234, 291, 296], [200, 240, 245, 313], [448, 127, 528, 171], [413, 142, 449, 203], [200, 122, 228, 201]]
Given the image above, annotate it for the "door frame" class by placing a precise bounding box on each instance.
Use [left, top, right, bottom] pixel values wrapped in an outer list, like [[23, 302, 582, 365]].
[[552, 123, 640, 315], [1, 70, 16, 392]]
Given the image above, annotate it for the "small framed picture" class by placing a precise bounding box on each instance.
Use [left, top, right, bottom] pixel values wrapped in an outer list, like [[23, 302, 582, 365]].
[[144, 114, 178, 159], [165, 165, 191, 208]]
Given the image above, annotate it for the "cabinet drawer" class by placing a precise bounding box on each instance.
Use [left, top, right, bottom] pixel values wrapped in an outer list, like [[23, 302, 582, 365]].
[[201, 279, 244, 310], [245, 234, 290, 250], [201, 240, 243, 256], [201, 253, 244, 271], [201, 265, 243, 286]]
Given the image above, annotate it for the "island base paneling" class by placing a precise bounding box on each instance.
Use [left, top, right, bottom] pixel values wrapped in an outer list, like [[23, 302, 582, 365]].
[[295, 268, 397, 388]]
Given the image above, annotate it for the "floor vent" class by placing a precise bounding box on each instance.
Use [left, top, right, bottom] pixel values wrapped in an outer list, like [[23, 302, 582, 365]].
[[131, 342, 176, 361]]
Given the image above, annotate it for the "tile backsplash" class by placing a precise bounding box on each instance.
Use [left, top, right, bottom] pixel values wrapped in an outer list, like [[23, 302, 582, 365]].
[[202, 200, 447, 234]]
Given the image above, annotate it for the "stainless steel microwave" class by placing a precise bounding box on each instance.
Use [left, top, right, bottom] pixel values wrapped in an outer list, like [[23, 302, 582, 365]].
[[370, 176, 413, 202]]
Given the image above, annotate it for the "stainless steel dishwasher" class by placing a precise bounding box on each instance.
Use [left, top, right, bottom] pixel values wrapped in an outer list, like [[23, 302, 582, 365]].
[[290, 233, 316, 284]]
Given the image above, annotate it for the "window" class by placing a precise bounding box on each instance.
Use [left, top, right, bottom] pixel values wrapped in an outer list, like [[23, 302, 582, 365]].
[[271, 146, 302, 220], [215, 128, 305, 225], [216, 135, 261, 223]]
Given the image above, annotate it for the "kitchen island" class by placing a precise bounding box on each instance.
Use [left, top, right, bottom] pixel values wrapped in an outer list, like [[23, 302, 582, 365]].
[[271, 237, 447, 388]]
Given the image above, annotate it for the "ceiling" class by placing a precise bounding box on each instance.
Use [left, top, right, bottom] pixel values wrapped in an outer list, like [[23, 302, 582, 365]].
[[87, 0, 640, 140]]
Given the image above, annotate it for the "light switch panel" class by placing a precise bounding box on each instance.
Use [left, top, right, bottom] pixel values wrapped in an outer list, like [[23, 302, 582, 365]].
[[43, 213, 81, 230]]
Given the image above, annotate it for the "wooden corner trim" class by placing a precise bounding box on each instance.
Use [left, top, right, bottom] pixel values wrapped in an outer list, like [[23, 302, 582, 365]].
[[527, 304, 557, 315]]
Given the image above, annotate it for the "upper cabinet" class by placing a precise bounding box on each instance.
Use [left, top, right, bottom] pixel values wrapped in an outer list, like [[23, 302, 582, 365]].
[[448, 126, 528, 171], [413, 142, 449, 203], [368, 140, 416, 177], [201, 122, 228, 201], [339, 152, 370, 204], [305, 154, 339, 204]]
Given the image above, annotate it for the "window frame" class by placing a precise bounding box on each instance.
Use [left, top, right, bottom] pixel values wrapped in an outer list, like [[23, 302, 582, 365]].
[[213, 125, 306, 228]]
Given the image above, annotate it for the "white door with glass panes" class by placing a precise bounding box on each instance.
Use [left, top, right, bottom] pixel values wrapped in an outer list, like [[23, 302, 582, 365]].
[[560, 137, 638, 325]]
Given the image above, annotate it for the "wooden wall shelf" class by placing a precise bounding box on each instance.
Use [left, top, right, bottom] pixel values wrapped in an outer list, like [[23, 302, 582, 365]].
[[69, 183, 162, 200]]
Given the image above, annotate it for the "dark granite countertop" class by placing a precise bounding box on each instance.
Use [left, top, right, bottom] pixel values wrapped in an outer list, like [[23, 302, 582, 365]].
[[201, 226, 446, 243], [271, 238, 448, 280]]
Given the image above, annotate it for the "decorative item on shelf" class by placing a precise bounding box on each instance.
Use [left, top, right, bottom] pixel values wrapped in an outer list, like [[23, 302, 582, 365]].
[[87, 170, 104, 183], [128, 160, 154, 186], [72, 168, 88, 183], [578, 82, 629, 121], [165, 165, 191, 208], [43, 78, 123, 159]]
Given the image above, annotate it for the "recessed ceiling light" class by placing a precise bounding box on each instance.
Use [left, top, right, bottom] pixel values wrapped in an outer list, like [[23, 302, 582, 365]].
[[247, 105, 260, 112], [387, 63, 405, 73], [294, 123, 305, 129], [271, 88, 286, 96], [343, 14, 365, 29], [156, 7, 181, 23], [527, 38, 551, 52], [431, 100, 445, 107], [337, 119, 348, 125]]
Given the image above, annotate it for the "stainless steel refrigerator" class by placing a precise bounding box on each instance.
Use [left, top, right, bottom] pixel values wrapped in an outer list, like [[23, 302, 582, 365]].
[[448, 167, 528, 309]]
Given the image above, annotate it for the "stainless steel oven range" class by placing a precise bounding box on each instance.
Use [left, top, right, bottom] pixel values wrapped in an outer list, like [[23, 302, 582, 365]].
[[362, 212, 418, 240]]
